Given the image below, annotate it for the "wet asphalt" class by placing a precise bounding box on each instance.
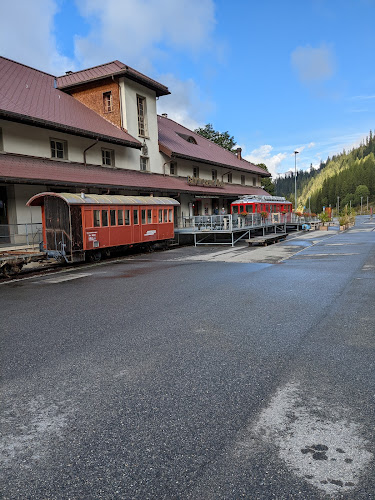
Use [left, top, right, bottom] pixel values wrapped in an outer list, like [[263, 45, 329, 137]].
[[1, 216, 374, 499]]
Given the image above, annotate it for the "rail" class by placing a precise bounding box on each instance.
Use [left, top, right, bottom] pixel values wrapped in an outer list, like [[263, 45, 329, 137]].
[[0, 223, 43, 247]]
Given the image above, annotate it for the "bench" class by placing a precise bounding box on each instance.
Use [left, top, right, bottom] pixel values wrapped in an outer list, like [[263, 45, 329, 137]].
[[245, 233, 288, 247]]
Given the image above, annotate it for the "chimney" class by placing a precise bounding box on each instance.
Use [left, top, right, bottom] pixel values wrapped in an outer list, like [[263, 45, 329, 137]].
[[161, 113, 168, 118], [65, 70, 73, 75], [236, 147, 242, 160]]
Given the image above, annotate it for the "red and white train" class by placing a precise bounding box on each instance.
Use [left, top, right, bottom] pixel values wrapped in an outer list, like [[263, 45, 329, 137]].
[[230, 195, 293, 215], [27, 192, 180, 263]]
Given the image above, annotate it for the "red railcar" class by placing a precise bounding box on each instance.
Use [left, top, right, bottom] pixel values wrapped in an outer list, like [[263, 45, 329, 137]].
[[230, 195, 293, 215], [27, 192, 179, 262]]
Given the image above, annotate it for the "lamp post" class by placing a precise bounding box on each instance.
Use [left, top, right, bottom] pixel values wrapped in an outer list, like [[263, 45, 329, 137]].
[[294, 151, 299, 211], [309, 196, 311, 213], [361, 196, 363, 214]]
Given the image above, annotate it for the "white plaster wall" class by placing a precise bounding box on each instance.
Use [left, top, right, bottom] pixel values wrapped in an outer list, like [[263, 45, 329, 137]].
[[14, 184, 45, 225], [119, 78, 162, 174], [0, 119, 136, 170], [161, 156, 263, 187]]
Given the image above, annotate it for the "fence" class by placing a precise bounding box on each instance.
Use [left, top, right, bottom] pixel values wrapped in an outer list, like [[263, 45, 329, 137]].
[[0, 223, 43, 247]]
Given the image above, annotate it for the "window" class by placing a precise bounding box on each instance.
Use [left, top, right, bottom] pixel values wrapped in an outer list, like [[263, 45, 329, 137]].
[[0, 128, 3, 151], [125, 210, 130, 225], [93, 210, 100, 227], [147, 209, 152, 224], [110, 209, 116, 226], [102, 210, 108, 226], [241, 175, 245, 185], [170, 162, 177, 175], [118, 210, 124, 225], [140, 156, 149, 171], [227, 173, 232, 183], [103, 91, 113, 113], [164, 209, 168, 222], [137, 95, 148, 137], [253, 177, 257, 186], [232, 205, 238, 214], [133, 209, 139, 225], [159, 209, 163, 223], [169, 209, 173, 222], [193, 166, 199, 178], [141, 209, 146, 224], [50, 139, 67, 159], [212, 169, 217, 181], [102, 149, 115, 167]]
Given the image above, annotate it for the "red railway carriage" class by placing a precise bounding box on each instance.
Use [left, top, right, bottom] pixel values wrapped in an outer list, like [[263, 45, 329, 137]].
[[230, 195, 293, 215], [27, 192, 180, 262]]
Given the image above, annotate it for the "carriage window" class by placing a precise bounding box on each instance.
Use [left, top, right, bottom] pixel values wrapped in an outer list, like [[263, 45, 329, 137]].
[[118, 210, 124, 225], [232, 205, 238, 214], [159, 209, 163, 223], [240, 205, 244, 213], [164, 209, 168, 222], [133, 209, 139, 225], [102, 210, 108, 226], [141, 209, 146, 224], [125, 210, 130, 225], [169, 209, 173, 222], [93, 210, 100, 227], [247, 205, 253, 213], [110, 210, 116, 226], [147, 209, 152, 223]]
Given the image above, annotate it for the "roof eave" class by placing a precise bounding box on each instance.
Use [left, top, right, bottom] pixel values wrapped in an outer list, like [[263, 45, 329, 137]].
[[0, 110, 142, 149]]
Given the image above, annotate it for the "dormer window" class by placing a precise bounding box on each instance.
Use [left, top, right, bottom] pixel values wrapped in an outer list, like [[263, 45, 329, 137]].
[[103, 91, 113, 113], [212, 169, 217, 181], [50, 138, 68, 159], [177, 133, 197, 144], [241, 175, 245, 185]]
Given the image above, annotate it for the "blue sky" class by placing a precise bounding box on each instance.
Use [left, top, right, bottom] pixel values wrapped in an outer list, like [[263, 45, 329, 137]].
[[1, 0, 374, 177]]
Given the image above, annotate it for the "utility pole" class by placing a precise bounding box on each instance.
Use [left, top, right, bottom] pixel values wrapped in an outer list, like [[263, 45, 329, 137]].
[[294, 151, 299, 211], [367, 196, 369, 211], [337, 196, 340, 216], [361, 196, 363, 214], [309, 196, 311, 213]]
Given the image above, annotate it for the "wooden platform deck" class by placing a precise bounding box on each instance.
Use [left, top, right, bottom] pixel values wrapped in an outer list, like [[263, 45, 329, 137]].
[[245, 233, 288, 247]]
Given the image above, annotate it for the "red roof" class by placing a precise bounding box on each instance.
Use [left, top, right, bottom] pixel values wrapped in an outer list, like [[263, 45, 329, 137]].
[[0, 153, 270, 197], [56, 60, 170, 97], [0, 57, 141, 148], [158, 115, 270, 176]]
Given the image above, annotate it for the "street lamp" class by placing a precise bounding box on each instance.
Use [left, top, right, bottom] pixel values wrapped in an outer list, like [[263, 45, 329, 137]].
[[294, 151, 299, 211]]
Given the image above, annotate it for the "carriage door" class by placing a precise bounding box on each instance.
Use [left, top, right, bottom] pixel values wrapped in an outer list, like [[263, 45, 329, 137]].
[[70, 205, 83, 251], [133, 208, 140, 243]]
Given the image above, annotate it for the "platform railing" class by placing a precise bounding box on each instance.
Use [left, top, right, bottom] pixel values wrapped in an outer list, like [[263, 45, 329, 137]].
[[176, 213, 321, 231], [0, 223, 43, 247]]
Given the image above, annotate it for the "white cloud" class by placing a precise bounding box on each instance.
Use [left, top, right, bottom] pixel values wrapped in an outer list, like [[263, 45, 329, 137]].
[[244, 145, 288, 177], [0, 0, 75, 75], [308, 142, 315, 148], [291, 44, 335, 83], [74, 0, 216, 71], [157, 75, 213, 130]]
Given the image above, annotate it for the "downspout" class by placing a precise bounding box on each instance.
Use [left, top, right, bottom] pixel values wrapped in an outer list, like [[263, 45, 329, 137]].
[[83, 139, 99, 166], [221, 169, 234, 181], [163, 159, 173, 176]]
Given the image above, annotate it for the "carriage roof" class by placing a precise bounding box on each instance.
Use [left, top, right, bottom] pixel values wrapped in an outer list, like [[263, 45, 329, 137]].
[[27, 192, 180, 207]]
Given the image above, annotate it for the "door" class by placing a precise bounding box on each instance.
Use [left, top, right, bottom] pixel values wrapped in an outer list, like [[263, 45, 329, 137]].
[[0, 186, 9, 243]]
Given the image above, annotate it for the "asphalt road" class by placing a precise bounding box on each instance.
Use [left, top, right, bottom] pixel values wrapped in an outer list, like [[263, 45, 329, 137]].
[[1, 217, 374, 499]]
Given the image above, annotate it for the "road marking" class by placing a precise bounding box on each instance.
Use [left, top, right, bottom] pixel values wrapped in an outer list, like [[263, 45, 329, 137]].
[[235, 381, 372, 495], [36, 273, 92, 284]]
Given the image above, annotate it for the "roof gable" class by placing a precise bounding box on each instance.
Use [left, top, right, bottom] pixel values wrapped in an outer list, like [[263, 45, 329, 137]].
[[56, 60, 170, 97]]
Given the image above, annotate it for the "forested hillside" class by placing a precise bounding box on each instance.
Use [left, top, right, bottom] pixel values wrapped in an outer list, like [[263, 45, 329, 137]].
[[274, 131, 375, 213]]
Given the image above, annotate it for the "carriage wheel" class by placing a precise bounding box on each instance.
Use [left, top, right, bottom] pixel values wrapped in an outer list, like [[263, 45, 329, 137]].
[[88, 250, 102, 262]]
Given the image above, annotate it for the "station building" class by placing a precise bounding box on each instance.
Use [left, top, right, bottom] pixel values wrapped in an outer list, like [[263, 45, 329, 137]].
[[0, 56, 271, 242]]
